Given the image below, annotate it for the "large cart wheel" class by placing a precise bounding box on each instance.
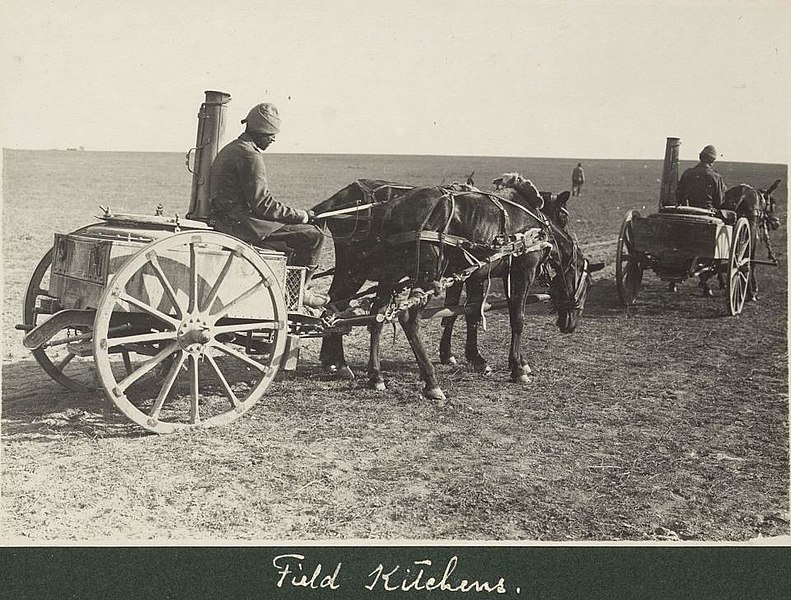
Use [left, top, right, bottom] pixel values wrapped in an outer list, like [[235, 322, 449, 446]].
[[726, 217, 752, 316], [92, 231, 287, 433], [616, 210, 644, 306], [23, 247, 97, 392]]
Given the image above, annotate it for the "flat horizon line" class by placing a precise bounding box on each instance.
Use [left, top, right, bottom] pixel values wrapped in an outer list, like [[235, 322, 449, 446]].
[[2, 147, 787, 167]]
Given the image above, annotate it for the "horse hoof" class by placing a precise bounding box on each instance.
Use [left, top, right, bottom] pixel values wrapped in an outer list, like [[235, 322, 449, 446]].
[[442, 355, 458, 366], [424, 387, 446, 401], [511, 373, 531, 384], [748, 293, 759, 302], [369, 380, 386, 391], [701, 288, 713, 298], [471, 362, 491, 375], [668, 283, 678, 293]]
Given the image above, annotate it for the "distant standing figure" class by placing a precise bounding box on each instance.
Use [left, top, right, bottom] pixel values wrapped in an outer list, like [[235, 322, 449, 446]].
[[571, 163, 585, 196], [675, 145, 727, 210]]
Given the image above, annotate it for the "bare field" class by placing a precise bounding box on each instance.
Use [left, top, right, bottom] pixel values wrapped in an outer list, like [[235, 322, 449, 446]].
[[1, 149, 788, 541]]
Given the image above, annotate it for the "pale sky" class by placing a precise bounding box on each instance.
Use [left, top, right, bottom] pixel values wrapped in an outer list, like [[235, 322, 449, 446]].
[[1, 0, 789, 163]]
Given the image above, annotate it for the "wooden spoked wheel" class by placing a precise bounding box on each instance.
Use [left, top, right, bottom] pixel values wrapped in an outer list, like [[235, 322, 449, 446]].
[[616, 210, 643, 306], [92, 231, 287, 433], [726, 217, 752, 316], [23, 247, 97, 392]]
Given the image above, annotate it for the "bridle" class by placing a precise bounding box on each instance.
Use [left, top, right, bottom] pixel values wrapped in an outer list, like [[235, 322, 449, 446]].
[[546, 223, 590, 312], [760, 192, 780, 230], [758, 190, 780, 262], [504, 183, 588, 312]]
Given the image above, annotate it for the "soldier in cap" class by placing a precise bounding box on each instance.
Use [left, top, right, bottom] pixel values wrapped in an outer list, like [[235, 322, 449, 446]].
[[676, 144, 727, 210], [209, 102, 329, 308], [675, 144, 729, 297]]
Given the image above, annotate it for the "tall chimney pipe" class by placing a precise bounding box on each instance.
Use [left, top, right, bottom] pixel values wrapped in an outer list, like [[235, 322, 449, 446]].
[[187, 90, 232, 220], [659, 137, 681, 209]]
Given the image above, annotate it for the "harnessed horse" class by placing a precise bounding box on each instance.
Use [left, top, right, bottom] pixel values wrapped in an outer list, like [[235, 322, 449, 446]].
[[437, 177, 583, 373], [718, 179, 782, 300], [313, 174, 595, 400]]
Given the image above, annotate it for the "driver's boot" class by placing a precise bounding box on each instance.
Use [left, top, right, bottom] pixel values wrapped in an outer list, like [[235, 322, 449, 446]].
[[302, 266, 329, 309]]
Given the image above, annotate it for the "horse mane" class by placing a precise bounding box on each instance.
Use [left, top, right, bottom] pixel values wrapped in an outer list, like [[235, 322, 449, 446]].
[[491, 172, 544, 210]]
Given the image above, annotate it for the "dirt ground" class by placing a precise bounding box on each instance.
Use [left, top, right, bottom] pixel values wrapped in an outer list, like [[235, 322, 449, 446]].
[[1, 150, 787, 541]]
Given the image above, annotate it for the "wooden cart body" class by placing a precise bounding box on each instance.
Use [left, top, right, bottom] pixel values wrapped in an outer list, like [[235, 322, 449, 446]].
[[49, 223, 289, 318], [630, 211, 732, 262], [21, 212, 309, 433], [615, 206, 753, 315]]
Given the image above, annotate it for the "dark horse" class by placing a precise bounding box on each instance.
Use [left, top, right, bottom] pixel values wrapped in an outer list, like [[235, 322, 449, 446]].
[[312, 174, 594, 400], [699, 179, 782, 299], [719, 179, 782, 301], [437, 174, 579, 372]]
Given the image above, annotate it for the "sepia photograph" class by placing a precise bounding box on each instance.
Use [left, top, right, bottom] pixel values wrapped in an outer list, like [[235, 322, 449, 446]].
[[1, 0, 788, 557]]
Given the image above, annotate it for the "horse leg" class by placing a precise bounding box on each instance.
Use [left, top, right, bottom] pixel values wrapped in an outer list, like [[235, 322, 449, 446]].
[[747, 220, 760, 301], [698, 264, 715, 297], [439, 281, 463, 365], [319, 245, 364, 380], [366, 288, 391, 391], [462, 277, 492, 375], [399, 305, 445, 401], [507, 261, 533, 384]]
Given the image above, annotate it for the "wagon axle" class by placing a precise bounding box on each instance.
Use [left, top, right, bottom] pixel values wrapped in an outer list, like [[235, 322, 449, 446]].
[[177, 318, 213, 352]]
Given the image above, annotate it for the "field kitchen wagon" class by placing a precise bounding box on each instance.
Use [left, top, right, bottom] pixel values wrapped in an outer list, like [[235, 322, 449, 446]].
[[18, 91, 337, 433], [19, 91, 558, 433], [615, 137, 776, 316]]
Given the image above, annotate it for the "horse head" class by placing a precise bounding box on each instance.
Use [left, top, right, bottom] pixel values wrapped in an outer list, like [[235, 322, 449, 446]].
[[537, 189, 591, 332], [760, 179, 782, 231], [492, 173, 596, 333], [547, 229, 599, 333], [539, 190, 571, 231]]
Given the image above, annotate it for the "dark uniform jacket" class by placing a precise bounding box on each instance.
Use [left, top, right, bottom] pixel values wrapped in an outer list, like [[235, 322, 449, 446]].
[[572, 166, 584, 184], [209, 133, 306, 243], [676, 162, 727, 209]]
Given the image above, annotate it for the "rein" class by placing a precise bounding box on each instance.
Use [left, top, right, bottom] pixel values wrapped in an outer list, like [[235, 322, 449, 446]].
[[320, 181, 588, 313], [318, 180, 415, 243]]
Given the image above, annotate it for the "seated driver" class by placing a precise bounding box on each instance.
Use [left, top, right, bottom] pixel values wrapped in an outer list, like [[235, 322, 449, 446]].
[[676, 144, 727, 210], [209, 102, 329, 309], [675, 145, 730, 297]]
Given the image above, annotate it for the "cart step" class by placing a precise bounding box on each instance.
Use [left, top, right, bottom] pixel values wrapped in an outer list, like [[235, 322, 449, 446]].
[[23, 309, 95, 350]]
